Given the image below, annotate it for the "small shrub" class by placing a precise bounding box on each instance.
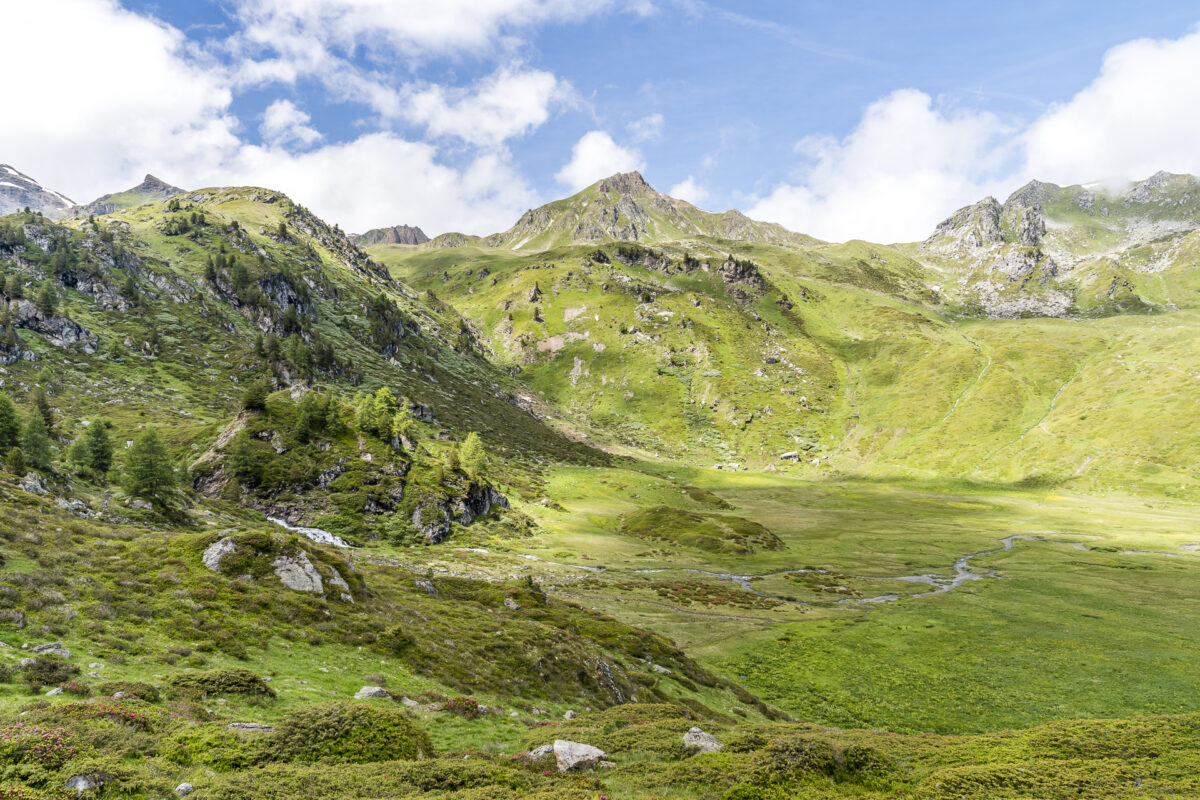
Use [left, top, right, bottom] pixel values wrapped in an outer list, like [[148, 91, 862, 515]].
[[96, 681, 160, 703], [0, 724, 77, 769], [59, 681, 90, 697], [19, 657, 79, 689], [442, 696, 482, 719], [269, 702, 434, 764], [49, 698, 157, 732], [167, 668, 275, 698]]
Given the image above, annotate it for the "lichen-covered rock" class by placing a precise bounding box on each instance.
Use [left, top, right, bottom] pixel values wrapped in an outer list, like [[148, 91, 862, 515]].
[[554, 740, 607, 772], [354, 686, 391, 699], [202, 537, 239, 571], [683, 726, 722, 754], [272, 551, 323, 593]]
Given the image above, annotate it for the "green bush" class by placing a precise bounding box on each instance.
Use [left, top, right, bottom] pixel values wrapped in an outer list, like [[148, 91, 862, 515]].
[[18, 657, 79, 689], [96, 681, 160, 703], [165, 725, 266, 771], [167, 668, 275, 699], [0, 724, 77, 769], [268, 702, 433, 764]]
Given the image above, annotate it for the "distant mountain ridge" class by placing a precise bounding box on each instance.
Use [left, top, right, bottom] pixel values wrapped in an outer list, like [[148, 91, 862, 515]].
[[350, 224, 430, 247], [422, 171, 820, 251], [918, 170, 1200, 317], [0, 164, 75, 218]]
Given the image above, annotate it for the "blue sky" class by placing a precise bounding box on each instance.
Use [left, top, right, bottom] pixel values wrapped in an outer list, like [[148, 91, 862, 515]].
[[5, 1, 1200, 240]]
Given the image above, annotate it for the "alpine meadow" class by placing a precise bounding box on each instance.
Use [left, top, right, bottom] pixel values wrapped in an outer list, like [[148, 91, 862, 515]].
[[4, 3, 1200, 799]]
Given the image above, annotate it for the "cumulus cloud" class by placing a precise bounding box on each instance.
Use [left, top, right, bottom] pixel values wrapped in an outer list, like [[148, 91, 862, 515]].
[[0, 0, 239, 202], [1022, 26, 1200, 183], [407, 67, 573, 147], [556, 131, 644, 192], [748, 90, 1013, 242], [260, 99, 323, 147], [669, 176, 709, 206], [0, 0, 548, 236], [627, 113, 665, 143], [210, 135, 537, 234]]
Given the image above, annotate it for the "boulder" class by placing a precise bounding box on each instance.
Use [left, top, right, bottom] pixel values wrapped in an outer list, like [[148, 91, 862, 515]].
[[528, 744, 554, 760], [563, 710, 577, 720], [553, 739, 606, 772], [226, 722, 274, 733], [272, 551, 323, 593], [32, 642, 72, 658], [683, 726, 722, 754], [354, 686, 391, 700], [65, 773, 108, 797], [175, 783, 194, 796], [503, 597, 520, 611], [202, 537, 239, 571]]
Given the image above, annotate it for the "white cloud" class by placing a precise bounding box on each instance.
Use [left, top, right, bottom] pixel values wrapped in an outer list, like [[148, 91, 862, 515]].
[[669, 176, 709, 206], [260, 99, 323, 147], [748, 90, 1012, 242], [1022, 26, 1200, 183], [556, 131, 644, 192], [0, 0, 239, 203], [627, 113, 664, 143], [0, 0, 539, 236], [233, 0, 617, 58], [210, 135, 537, 234], [407, 67, 572, 147]]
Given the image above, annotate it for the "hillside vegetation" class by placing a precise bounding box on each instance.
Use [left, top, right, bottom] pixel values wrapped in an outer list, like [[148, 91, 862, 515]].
[[2, 168, 1200, 799]]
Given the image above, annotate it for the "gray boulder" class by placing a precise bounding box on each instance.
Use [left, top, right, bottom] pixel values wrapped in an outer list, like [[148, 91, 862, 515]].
[[354, 686, 391, 700], [226, 722, 274, 733], [201, 537, 239, 571], [175, 783, 194, 796], [272, 551, 323, 593], [553, 739, 607, 772], [683, 726, 722, 754], [528, 744, 554, 760]]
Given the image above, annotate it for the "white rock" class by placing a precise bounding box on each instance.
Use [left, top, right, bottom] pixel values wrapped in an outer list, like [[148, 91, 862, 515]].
[[272, 551, 323, 593], [354, 686, 391, 699], [553, 740, 606, 772], [201, 537, 239, 571], [528, 744, 553, 759], [563, 709, 577, 720], [503, 597, 520, 611], [175, 782, 194, 796], [400, 696, 419, 707], [45, 687, 64, 696], [683, 726, 722, 754]]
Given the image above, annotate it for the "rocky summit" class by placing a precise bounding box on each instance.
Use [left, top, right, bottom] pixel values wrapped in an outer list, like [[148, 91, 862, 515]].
[[0, 164, 75, 218]]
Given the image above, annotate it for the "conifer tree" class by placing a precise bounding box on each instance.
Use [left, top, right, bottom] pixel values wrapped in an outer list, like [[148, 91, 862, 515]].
[[226, 431, 260, 485], [122, 429, 175, 501], [0, 392, 18, 450], [21, 413, 52, 471], [5, 447, 24, 475], [71, 421, 113, 475], [36, 281, 57, 316], [459, 432, 486, 479]]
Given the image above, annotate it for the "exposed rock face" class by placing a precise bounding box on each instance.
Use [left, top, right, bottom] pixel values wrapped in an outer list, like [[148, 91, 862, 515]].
[[922, 197, 1003, 254], [272, 551, 324, 593], [12, 299, 98, 353], [683, 727, 722, 754], [553, 740, 607, 772], [412, 483, 509, 544], [350, 224, 430, 247], [0, 164, 75, 218]]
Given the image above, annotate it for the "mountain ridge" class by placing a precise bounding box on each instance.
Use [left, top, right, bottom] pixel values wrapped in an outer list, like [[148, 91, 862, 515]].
[[0, 163, 75, 218]]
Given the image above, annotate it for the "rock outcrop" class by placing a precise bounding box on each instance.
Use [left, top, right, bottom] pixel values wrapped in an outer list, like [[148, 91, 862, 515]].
[[0, 164, 75, 218], [553, 740, 607, 772], [683, 726, 722, 754]]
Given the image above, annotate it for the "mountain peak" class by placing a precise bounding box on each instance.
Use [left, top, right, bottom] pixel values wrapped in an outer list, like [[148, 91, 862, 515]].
[[75, 173, 184, 217], [595, 170, 657, 197], [0, 164, 75, 218]]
